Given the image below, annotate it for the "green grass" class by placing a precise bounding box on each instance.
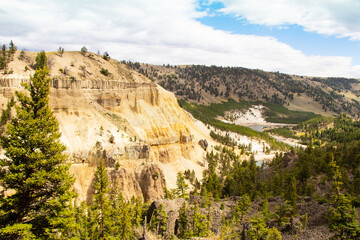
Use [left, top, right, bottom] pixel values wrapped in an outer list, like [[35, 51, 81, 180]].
[[179, 99, 289, 150], [265, 127, 298, 139], [179, 98, 251, 120], [262, 103, 321, 124]]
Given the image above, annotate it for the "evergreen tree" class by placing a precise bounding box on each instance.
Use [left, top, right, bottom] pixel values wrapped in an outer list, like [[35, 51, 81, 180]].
[[285, 175, 297, 210], [327, 158, 360, 239], [261, 197, 272, 223], [233, 195, 251, 224], [177, 201, 191, 239], [57, 46, 64, 57], [274, 201, 293, 231], [0, 96, 15, 128], [130, 196, 143, 227], [150, 203, 168, 237], [81, 46, 87, 56], [176, 172, 189, 199], [9, 40, 16, 54], [34, 51, 47, 70], [190, 201, 210, 237], [0, 65, 74, 238], [0, 44, 7, 70], [247, 213, 282, 240], [89, 159, 113, 239], [110, 192, 134, 239], [75, 201, 90, 239], [272, 171, 284, 196], [202, 170, 221, 199], [327, 193, 360, 239]]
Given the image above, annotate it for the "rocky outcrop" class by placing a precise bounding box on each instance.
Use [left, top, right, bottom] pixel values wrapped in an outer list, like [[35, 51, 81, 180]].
[[109, 168, 143, 201], [138, 164, 166, 202], [147, 196, 335, 239], [198, 139, 208, 150], [0, 51, 208, 202], [0, 77, 155, 90], [147, 196, 239, 236], [147, 198, 186, 237], [71, 162, 167, 203]]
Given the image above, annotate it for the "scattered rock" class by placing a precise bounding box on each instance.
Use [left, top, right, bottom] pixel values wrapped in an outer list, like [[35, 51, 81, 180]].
[[198, 139, 208, 150]]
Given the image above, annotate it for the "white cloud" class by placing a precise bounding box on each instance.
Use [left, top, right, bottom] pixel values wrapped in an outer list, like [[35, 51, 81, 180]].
[[216, 0, 360, 40], [0, 0, 359, 77]]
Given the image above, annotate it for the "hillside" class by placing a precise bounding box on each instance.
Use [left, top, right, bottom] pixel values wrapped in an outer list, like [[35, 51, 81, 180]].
[[0, 50, 215, 202], [2, 49, 360, 239], [126, 62, 360, 117]]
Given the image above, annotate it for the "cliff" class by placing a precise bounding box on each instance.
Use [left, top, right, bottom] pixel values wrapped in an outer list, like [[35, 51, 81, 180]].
[[0, 51, 213, 202]]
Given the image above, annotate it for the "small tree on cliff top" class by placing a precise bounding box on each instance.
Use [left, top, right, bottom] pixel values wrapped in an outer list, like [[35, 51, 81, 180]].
[[0, 52, 74, 239]]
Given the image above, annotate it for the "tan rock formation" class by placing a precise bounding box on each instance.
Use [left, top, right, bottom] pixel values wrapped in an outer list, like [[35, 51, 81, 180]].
[[0, 51, 214, 202]]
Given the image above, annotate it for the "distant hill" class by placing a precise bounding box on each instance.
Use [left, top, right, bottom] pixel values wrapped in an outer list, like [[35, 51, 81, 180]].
[[126, 62, 360, 117]]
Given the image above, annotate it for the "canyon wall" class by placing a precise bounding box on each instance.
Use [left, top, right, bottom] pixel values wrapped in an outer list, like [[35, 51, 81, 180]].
[[0, 74, 209, 202]]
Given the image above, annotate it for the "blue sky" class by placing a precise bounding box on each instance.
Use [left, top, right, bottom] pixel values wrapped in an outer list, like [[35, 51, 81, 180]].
[[197, 1, 360, 65], [1, 0, 360, 77], [197, 2, 360, 65]]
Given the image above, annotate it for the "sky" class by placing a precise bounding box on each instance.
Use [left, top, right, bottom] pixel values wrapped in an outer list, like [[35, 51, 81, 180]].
[[1, 0, 360, 78]]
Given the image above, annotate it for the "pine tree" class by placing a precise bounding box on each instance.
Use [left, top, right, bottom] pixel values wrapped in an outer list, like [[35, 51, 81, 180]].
[[75, 201, 90, 239], [327, 193, 360, 239], [327, 158, 360, 239], [178, 201, 190, 239], [176, 172, 189, 199], [0, 96, 15, 128], [285, 175, 297, 210], [261, 197, 272, 223], [0, 44, 7, 70], [233, 195, 251, 224], [81, 46, 87, 56], [0, 62, 74, 238], [89, 159, 113, 239], [34, 50, 47, 70], [57, 46, 64, 57], [9, 40, 16, 54], [150, 203, 168, 237], [247, 213, 282, 240], [189, 201, 210, 237], [130, 196, 143, 227], [110, 192, 134, 239]]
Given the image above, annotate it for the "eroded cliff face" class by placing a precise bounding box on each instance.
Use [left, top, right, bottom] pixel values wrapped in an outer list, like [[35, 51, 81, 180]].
[[0, 51, 211, 202]]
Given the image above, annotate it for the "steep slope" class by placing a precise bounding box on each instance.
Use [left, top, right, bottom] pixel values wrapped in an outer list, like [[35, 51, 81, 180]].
[[126, 63, 360, 117], [0, 51, 214, 202]]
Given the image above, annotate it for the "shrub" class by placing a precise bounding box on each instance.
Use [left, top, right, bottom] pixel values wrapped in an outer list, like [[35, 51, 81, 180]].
[[103, 51, 110, 61], [80, 46, 87, 56], [100, 68, 109, 76], [115, 162, 120, 170], [109, 135, 114, 144]]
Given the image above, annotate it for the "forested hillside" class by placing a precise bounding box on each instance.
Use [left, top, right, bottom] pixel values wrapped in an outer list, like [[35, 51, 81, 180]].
[[126, 62, 360, 116]]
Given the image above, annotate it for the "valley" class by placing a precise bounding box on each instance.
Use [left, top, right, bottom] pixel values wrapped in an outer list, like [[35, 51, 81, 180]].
[[1, 47, 360, 239]]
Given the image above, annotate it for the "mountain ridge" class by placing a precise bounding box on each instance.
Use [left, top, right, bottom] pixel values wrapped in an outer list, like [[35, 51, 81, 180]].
[[126, 62, 360, 117]]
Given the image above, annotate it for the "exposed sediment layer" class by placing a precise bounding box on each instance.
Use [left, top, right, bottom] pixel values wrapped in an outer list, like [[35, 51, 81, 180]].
[[0, 74, 205, 202]]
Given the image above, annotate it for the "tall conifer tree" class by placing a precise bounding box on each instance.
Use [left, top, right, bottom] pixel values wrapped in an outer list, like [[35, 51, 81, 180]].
[[89, 159, 113, 239], [0, 52, 74, 239]]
